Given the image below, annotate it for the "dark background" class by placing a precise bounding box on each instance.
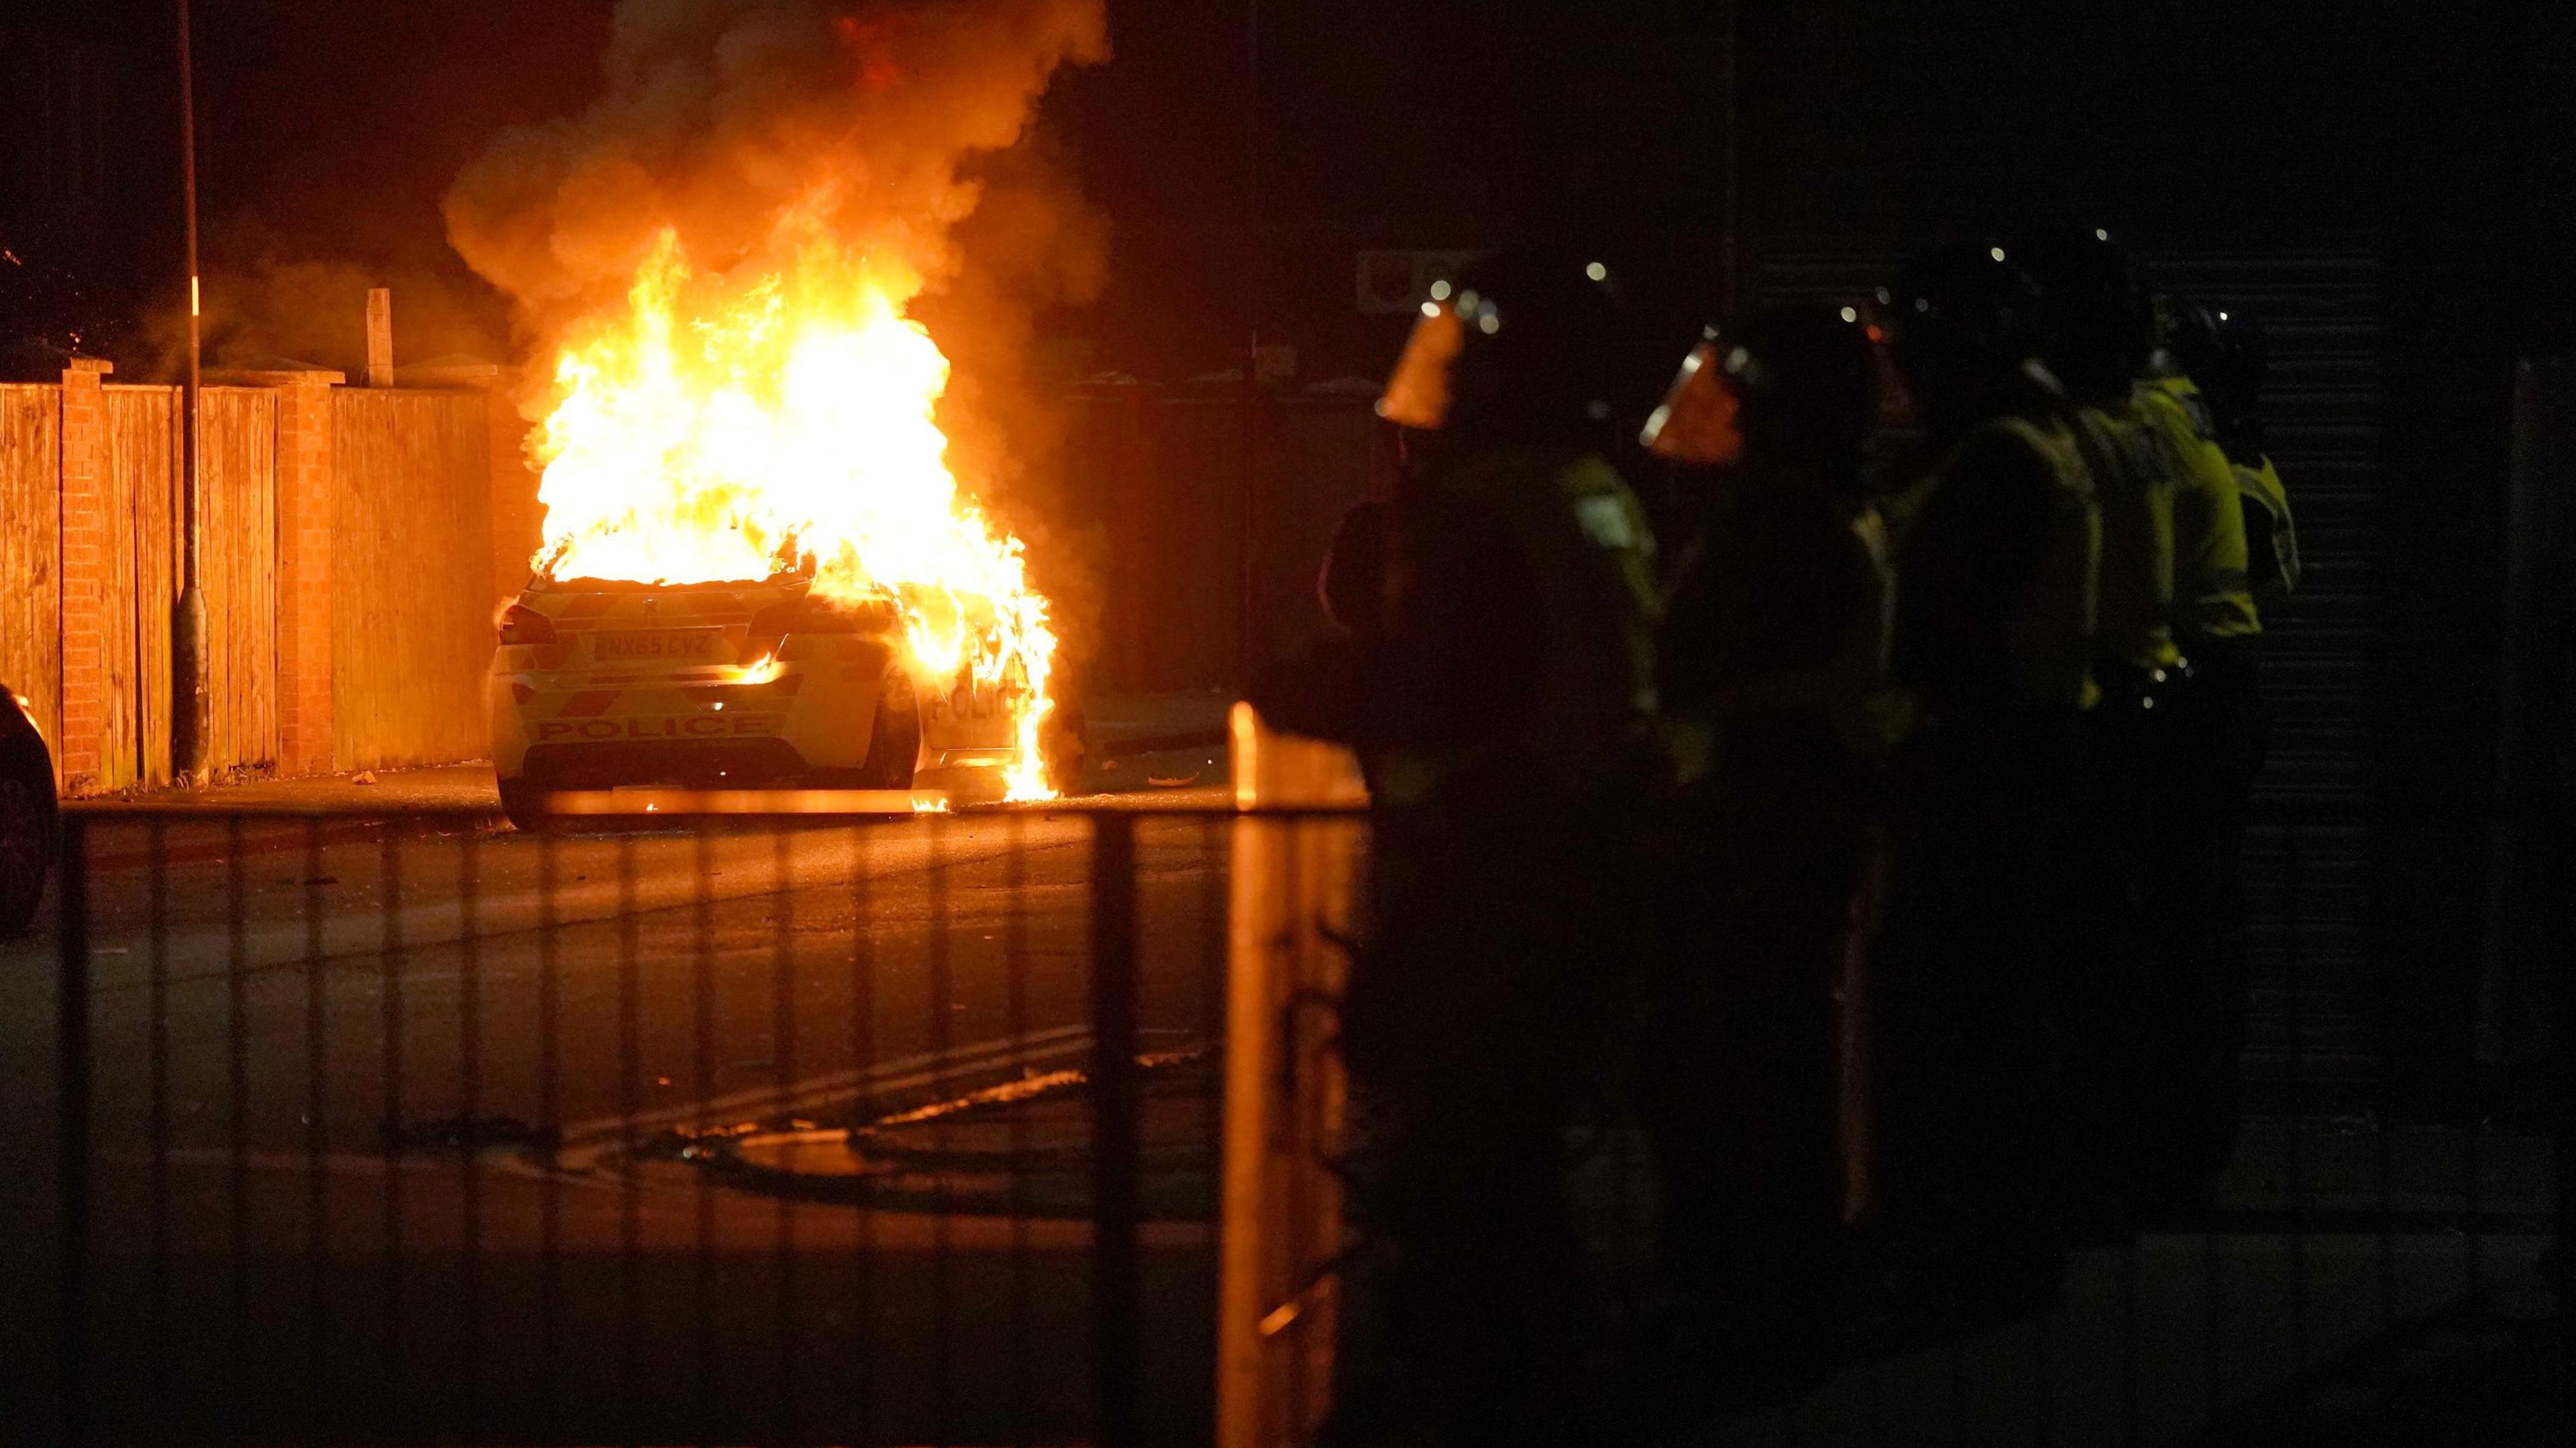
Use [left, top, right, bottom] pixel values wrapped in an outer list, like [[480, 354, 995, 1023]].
[[5, 0, 2569, 1103]]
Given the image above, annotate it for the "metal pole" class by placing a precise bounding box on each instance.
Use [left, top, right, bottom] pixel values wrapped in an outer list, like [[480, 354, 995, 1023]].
[[172, 0, 211, 785], [57, 814, 92, 1445], [1236, 0, 1262, 687], [1719, 0, 1742, 317], [1089, 814, 1141, 1447]]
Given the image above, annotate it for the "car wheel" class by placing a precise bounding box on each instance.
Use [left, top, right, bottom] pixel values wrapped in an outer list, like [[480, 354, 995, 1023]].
[[857, 672, 922, 789], [496, 775, 551, 834], [0, 763, 55, 936]]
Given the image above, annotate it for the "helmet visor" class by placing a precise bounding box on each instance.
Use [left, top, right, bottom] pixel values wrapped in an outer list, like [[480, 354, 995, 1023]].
[[1638, 340, 1743, 465], [1376, 304, 1464, 429]]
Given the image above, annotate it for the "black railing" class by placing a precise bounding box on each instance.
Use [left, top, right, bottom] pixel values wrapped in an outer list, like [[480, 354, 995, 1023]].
[[23, 795, 2562, 1445], [34, 803, 1293, 1447]]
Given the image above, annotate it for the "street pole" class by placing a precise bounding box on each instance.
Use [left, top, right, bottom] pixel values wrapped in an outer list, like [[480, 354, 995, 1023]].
[[1236, 0, 1260, 688], [1720, 0, 1741, 317], [172, 0, 210, 785]]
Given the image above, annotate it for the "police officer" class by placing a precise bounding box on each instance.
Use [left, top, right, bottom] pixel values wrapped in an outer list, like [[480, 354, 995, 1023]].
[[2015, 225, 2218, 1213], [2160, 299, 2299, 604], [1330, 249, 1662, 1445], [1865, 241, 2101, 1333], [1635, 302, 1892, 1402], [2151, 298, 2296, 1176]]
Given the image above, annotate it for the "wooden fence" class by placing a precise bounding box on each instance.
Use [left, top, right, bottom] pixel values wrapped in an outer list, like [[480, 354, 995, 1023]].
[[0, 375, 496, 791], [201, 388, 280, 774], [330, 388, 496, 772], [0, 386, 62, 752], [99, 385, 178, 789], [81, 386, 281, 790]]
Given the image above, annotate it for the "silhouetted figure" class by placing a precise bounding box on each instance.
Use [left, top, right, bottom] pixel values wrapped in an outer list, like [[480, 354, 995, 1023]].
[[1245, 500, 1393, 789], [1864, 243, 2102, 1333], [2023, 225, 2283, 1214], [1635, 303, 1892, 1407], [1326, 251, 1661, 1447], [2151, 297, 2296, 1180]]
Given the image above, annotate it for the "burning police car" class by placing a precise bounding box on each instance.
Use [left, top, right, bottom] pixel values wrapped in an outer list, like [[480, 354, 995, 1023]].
[[488, 571, 1038, 828]]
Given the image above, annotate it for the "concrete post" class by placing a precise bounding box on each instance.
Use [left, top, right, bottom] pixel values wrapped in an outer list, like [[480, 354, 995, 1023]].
[[366, 288, 393, 388]]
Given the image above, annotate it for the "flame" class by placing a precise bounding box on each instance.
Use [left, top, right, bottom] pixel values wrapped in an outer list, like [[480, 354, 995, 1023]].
[[533, 223, 1056, 800]]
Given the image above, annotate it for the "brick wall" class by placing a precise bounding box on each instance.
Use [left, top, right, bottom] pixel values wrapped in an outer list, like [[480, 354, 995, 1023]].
[[54, 359, 109, 790], [271, 374, 338, 775]]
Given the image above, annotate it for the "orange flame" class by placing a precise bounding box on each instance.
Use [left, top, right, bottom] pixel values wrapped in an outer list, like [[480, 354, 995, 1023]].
[[532, 222, 1057, 800]]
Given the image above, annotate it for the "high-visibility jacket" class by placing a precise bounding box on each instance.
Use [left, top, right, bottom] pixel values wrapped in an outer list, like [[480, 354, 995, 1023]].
[[1890, 412, 2101, 719], [2135, 376, 2261, 641], [1657, 490, 1902, 779], [2067, 400, 2184, 675], [1375, 446, 1660, 807], [2234, 452, 2300, 601]]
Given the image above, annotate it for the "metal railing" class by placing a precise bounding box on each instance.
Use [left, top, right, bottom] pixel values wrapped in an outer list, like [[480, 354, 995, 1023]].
[[32, 799, 1366, 1447], [23, 785, 2561, 1445]]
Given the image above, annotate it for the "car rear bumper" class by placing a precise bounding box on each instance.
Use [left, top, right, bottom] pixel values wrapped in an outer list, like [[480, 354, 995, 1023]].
[[521, 738, 810, 789]]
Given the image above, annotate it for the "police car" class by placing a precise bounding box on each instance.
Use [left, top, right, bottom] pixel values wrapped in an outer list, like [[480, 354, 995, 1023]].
[[488, 571, 1028, 828]]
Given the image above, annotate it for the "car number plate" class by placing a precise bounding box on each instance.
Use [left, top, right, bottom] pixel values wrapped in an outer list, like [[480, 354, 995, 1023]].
[[594, 630, 721, 662]]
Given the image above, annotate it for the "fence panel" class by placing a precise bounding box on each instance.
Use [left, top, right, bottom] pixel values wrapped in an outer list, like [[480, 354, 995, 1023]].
[[200, 388, 279, 774], [331, 388, 496, 771], [0, 383, 62, 757], [101, 385, 178, 789]]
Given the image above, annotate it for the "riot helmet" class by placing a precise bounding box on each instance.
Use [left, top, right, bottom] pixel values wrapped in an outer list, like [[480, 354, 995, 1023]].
[[1883, 241, 2051, 435], [2010, 225, 2154, 406], [1377, 250, 1631, 448], [1637, 327, 1743, 467], [2165, 298, 2267, 456], [1644, 303, 1877, 497]]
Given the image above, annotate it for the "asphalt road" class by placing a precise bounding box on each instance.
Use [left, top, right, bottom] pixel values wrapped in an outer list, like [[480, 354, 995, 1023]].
[[1, 785, 1260, 1445]]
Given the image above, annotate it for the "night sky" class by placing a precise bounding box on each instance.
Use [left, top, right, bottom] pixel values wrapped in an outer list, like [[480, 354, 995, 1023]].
[[9, 1, 2560, 382]]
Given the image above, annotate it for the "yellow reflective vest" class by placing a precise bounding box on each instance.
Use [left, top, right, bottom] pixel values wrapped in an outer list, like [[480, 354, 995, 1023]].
[[2136, 376, 2261, 641], [2067, 400, 2184, 675], [2235, 452, 2301, 601], [1996, 414, 2105, 713], [1889, 414, 2101, 716]]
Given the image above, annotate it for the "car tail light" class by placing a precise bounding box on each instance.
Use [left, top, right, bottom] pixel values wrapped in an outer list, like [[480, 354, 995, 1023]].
[[498, 603, 557, 646]]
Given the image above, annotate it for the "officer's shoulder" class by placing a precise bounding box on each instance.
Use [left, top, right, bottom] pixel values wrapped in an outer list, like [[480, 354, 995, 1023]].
[[2137, 379, 2220, 442]]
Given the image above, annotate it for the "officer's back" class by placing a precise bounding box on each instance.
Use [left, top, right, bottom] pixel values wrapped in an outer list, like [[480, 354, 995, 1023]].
[[1862, 242, 2101, 1339], [1329, 250, 1662, 1447], [1372, 256, 1660, 819]]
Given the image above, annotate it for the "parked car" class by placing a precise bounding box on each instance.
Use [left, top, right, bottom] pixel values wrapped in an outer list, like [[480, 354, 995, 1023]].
[[0, 683, 58, 934]]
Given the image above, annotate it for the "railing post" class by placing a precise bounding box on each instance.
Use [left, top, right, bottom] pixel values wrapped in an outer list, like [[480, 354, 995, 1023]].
[[1090, 812, 1142, 1448], [57, 813, 91, 1445], [1220, 704, 1368, 1448]]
